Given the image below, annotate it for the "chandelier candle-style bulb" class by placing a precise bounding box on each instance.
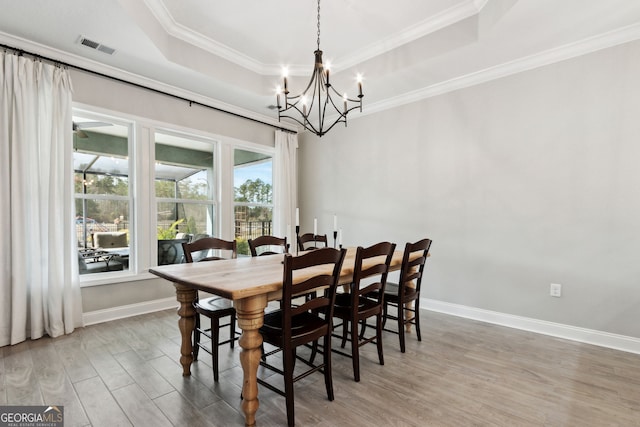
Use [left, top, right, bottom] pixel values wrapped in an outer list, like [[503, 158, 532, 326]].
[[325, 62, 331, 86], [276, 86, 282, 109], [275, 0, 364, 137], [282, 68, 289, 94]]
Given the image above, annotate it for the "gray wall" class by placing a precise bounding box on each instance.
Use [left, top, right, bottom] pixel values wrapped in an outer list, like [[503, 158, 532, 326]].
[[298, 40, 640, 338], [71, 69, 277, 313], [71, 69, 276, 147]]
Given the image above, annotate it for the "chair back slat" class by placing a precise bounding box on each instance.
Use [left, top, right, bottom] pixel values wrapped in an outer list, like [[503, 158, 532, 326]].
[[291, 295, 329, 317], [351, 242, 396, 303], [248, 235, 289, 256], [297, 233, 328, 251], [281, 248, 347, 338], [182, 237, 237, 263], [397, 238, 432, 298]]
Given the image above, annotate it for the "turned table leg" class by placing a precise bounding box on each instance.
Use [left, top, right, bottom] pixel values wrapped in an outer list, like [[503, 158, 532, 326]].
[[235, 295, 267, 427], [175, 283, 197, 376], [405, 301, 414, 332]]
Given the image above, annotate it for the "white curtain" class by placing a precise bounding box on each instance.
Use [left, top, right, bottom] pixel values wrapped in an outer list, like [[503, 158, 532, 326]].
[[0, 51, 82, 347], [273, 130, 298, 246]]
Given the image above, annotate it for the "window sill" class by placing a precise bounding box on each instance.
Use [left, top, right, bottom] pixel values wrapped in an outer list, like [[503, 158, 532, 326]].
[[79, 270, 160, 287]]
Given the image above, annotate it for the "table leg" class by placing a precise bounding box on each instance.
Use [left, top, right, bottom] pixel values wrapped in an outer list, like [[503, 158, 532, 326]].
[[175, 283, 197, 376], [405, 301, 414, 332], [235, 295, 267, 427]]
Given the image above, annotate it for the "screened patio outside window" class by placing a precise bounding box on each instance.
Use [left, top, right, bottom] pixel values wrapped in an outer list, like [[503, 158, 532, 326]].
[[73, 118, 131, 275]]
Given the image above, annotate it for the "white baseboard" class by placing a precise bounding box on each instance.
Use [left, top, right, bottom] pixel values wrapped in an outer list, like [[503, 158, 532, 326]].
[[423, 298, 640, 355], [82, 296, 640, 355], [83, 297, 178, 326]]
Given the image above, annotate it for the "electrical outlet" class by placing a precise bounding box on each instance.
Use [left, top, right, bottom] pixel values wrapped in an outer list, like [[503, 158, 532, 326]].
[[550, 283, 562, 297]]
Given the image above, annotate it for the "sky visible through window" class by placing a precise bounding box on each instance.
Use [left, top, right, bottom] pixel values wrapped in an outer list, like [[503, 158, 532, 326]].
[[234, 160, 272, 188]]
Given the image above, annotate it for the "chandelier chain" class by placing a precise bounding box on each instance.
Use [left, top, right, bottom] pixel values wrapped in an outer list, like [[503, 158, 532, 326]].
[[317, 0, 321, 50]]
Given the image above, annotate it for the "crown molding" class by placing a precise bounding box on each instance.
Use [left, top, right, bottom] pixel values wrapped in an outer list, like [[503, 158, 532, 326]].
[[0, 31, 296, 132], [359, 21, 640, 119], [4, 19, 640, 134], [142, 0, 270, 74], [335, 0, 487, 72], [142, 0, 486, 76]]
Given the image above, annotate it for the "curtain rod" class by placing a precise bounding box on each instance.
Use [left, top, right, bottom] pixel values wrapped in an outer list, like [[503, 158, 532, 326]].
[[1, 42, 297, 134]]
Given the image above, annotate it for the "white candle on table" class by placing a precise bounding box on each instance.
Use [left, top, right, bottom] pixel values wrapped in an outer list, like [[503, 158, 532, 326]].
[[333, 214, 337, 231], [338, 228, 343, 246], [295, 208, 300, 227], [314, 218, 317, 236]]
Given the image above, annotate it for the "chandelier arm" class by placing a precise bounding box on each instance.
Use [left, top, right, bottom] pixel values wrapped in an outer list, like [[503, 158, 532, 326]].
[[318, 92, 331, 134], [282, 67, 321, 113], [327, 85, 361, 103], [316, 71, 326, 132], [282, 89, 312, 112], [320, 115, 348, 135], [279, 113, 320, 133], [308, 75, 320, 116], [325, 92, 345, 117], [283, 103, 306, 118], [344, 104, 362, 114], [283, 67, 321, 105]]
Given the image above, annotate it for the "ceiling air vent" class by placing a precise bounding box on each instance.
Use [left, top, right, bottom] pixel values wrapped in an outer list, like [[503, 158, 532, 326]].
[[78, 36, 116, 55]]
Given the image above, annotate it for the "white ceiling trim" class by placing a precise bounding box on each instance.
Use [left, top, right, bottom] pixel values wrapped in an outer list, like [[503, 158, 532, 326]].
[[334, 0, 487, 72], [354, 22, 640, 120], [4, 20, 639, 135], [142, 0, 486, 77], [142, 0, 268, 74], [0, 31, 297, 132]]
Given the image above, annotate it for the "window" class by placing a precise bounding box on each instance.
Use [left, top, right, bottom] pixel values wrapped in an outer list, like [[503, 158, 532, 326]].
[[72, 106, 278, 283], [234, 148, 273, 255], [73, 115, 132, 275], [155, 132, 216, 265]]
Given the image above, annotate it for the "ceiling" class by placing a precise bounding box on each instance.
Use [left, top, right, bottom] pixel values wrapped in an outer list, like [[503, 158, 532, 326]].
[[2, 0, 640, 131]]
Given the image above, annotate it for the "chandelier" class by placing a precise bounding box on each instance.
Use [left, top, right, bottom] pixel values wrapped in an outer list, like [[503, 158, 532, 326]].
[[276, 0, 363, 137]]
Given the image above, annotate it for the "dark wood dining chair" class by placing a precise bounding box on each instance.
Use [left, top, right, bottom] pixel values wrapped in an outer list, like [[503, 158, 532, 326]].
[[258, 247, 347, 427], [248, 235, 289, 256], [331, 241, 395, 382], [378, 238, 432, 353], [297, 233, 328, 251], [182, 237, 239, 381]]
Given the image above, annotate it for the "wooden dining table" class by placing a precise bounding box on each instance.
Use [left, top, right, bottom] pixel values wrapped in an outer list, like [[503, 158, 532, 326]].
[[149, 247, 412, 426]]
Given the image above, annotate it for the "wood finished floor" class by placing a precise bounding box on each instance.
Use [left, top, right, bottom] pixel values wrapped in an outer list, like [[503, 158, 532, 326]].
[[1, 308, 640, 427]]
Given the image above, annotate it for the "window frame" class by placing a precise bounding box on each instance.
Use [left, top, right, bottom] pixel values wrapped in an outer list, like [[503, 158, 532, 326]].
[[154, 129, 218, 265], [73, 109, 134, 280], [233, 147, 275, 255], [74, 104, 276, 287]]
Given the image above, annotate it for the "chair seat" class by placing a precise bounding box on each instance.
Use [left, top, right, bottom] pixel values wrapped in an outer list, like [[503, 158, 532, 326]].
[[261, 310, 328, 343], [194, 296, 235, 318], [333, 292, 379, 315], [379, 282, 419, 302]]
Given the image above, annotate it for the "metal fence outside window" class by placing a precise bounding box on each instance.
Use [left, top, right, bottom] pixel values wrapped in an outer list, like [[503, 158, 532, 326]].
[[235, 221, 273, 241]]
